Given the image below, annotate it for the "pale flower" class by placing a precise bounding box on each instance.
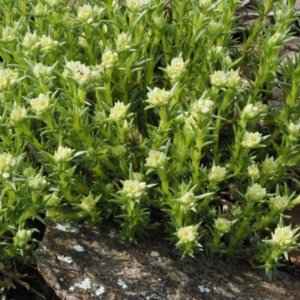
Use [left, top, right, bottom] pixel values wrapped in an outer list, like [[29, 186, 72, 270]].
[[199, 0, 212, 9], [22, 31, 39, 50], [193, 99, 214, 114], [210, 70, 227, 87], [115, 32, 132, 52], [214, 218, 231, 234], [39, 35, 59, 53], [101, 50, 118, 69], [262, 156, 278, 175], [166, 57, 185, 82], [13, 229, 33, 247], [31, 93, 51, 115], [44, 0, 65, 6], [145, 150, 167, 168], [109, 101, 128, 122], [179, 192, 196, 206], [271, 226, 293, 248], [33, 63, 52, 79], [269, 196, 289, 212], [208, 165, 226, 183], [34, 3, 46, 16], [176, 225, 198, 244], [245, 183, 266, 202], [81, 193, 99, 211], [146, 87, 171, 107], [63, 61, 92, 86], [126, 0, 150, 12], [227, 69, 241, 88], [28, 174, 47, 190], [2, 26, 16, 42], [0, 152, 16, 178], [247, 164, 260, 180], [241, 131, 262, 148], [120, 180, 146, 198], [10, 105, 27, 123], [77, 4, 93, 23], [54, 146, 74, 163], [288, 122, 300, 138]]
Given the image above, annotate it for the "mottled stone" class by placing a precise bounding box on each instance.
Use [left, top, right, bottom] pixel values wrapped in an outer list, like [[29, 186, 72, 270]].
[[35, 220, 300, 300]]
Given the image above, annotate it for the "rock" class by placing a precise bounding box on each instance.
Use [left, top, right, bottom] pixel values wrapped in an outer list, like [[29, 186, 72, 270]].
[[35, 220, 300, 300]]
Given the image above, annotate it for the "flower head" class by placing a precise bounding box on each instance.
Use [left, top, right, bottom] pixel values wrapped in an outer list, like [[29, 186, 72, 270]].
[[146, 87, 171, 107], [145, 150, 167, 168], [269, 196, 289, 212], [271, 226, 294, 249], [120, 179, 146, 199], [10, 105, 27, 123], [22, 31, 39, 50], [109, 101, 128, 122], [176, 225, 198, 244], [208, 165, 226, 183], [101, 50, 118, 69], [246, 183, 266, 202], [192, 99, 214, 115], [214, 218, 231, 234], [28, 174, 47, 191], [115, 32, 132, 52], [210, 70, 227, 87], [39, 35, 58, 53], [227, 69, 241, 88], [0, 152, 16, 179], [54, 146, 74, 163], [13, 229, 33, 248], [81, 193, 100, 211], [166, 57, 185, 82], [31, 93, 51, 115], [262, 156, 278, 175], [241, 131, 262, 148], [247, 164, 260, 180]]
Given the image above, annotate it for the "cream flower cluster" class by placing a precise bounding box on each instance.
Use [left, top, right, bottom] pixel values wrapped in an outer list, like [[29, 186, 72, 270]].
[[146, 87, 171, 107], [22, 31, 39, 50], [166, 57, 185, 82], [44, 0, 65, 7], [126, 0, 151, 12], [176, 225, 198, 244], [109, 101, 128, 122], [2, 26, 17, 42], [210, 69, 241, 88], [271, 226, 294, 248], [247, 164, 260, 180], [31, 93, 51, 115], [192, 99, 214, 115], [120, 180, 146, 199], [33, 63, 52, 80], [262, 156, 278, 175], [214, 218, 231, 234], [241, 131, 262, 148], [39, 35, 59, 53], [28, 174, 47, 191], [0, 153, 16, 179], [13, 229, 33, 247], [81, 193, 99, 211], [269, 196, 289, 212], [245, 183, 266, 202], [0, 68, 19, 92], [77, 4, 104, 24], [54, 146, 74, 163], [63, 61, 98, 86], [10, 105, 27, 123], [145, 150, 167, 168], [208, 165, 226, 183], [101, 50, 119, 69], [115, 32, 132, 52]]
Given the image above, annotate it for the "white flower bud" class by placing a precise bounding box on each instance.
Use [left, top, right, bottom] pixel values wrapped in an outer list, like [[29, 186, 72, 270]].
[[39, 35, 59, 53], [14, 229, 33, 247], [241, 131, 262, 148], [210, 70, 227, 87], [214, 218, 232, 234], [146, 87, 171, 107], [101, 50, 118, 69], [262, 156, 278, 175], [28, 174, 47, 190], [109, 101, 128, 122], [245, 183, 266, 202], [176, 225, 198, 244], [208, 166, 226, 183], [247, 164, 260, 180], [10, 105, 27, 123], [227, 69, 241, 88], [54, 146, 74, 163], [145, 150, 167, 168], [31, 93, 51, 115], [271, 226, 294, 249], [120, 179, 146, 199], [166, 57, 185, 82], [0, 153, 16, 179], [269, 196, 289, 212], [115, 32, 132, 52]]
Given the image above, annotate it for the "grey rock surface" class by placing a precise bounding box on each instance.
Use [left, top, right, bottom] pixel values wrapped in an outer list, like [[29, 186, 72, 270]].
[[35, 220, 300, 300]]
